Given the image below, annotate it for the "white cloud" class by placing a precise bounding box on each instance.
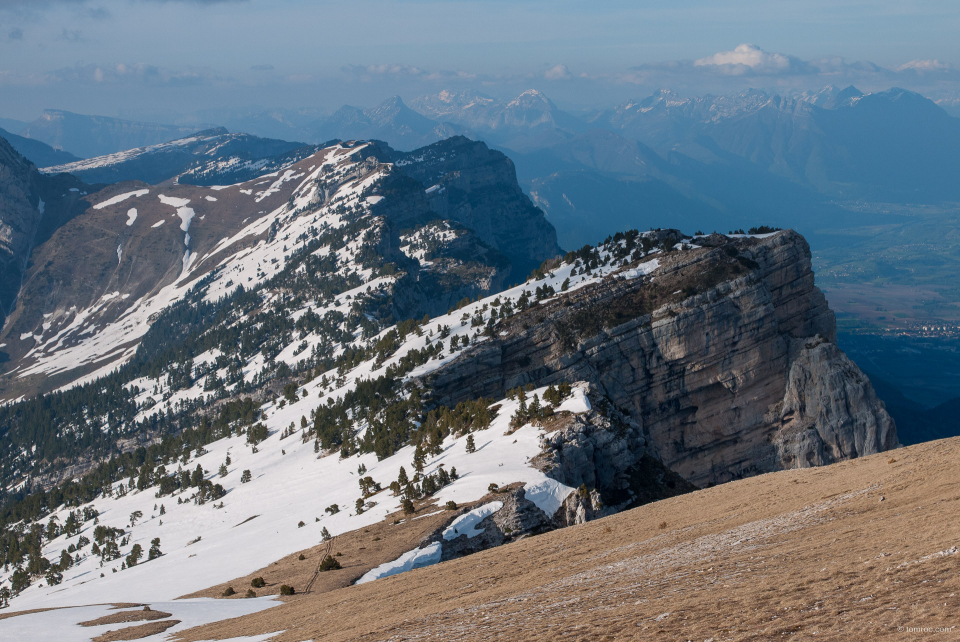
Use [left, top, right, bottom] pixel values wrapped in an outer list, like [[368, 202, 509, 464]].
[[544, 64, 571, 80], [897, 59, 954, 73], [694, 44, 798, 76]]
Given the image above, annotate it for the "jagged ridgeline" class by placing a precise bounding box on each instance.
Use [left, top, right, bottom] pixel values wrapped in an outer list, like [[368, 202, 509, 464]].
[[0, 133, 896, 607]]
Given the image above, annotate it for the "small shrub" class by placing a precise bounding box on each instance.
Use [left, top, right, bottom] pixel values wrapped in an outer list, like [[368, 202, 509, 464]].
[[241, 470, 252, 483], [245, 589, 256, 598], [319, 555, 342, 571], [298, 521, 305, 528], [445, 500, 457, 510], [401, 498, 415, 514], [279, 584, 295, 596], [298, 553, 306, 561], [658, 521, 667, 530], [487, 483, 500, 493], [222, 587, 236, 596], [251, 577, 266, 588]]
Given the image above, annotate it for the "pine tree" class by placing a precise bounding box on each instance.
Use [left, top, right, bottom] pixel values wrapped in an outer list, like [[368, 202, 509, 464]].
[[241, 469, 252, 483], [125, 544, 143, 568], [321, 527, 332, 541], [159, 504, 166, 516], [219, 463, 228, 477], [397, 466, 409, 486], [465, 434, 476, 453], [402, 498, 415, 514], [148, 538, 162, 560], [412, 446, 426, 473], [45, 567, 63, 586]]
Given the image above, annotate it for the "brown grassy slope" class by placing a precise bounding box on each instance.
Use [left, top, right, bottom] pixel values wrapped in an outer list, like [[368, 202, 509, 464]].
[[176, 438, 960, 641], [179, 499, 457, 600]]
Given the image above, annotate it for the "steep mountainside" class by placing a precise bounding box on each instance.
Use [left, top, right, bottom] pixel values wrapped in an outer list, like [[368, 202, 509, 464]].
[[0, 135, 91, 334], [384, 136, 563, 283], [0, 134, 895, 618], [41, 128, 307, 186], [0, 128, 81, 168], [0, 137, 557, 401], [0, 224, 895, 618]]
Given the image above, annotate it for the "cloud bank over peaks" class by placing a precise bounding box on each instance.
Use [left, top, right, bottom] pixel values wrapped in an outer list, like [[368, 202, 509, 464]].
[[694, 44, 806, 76], [544, 64, 572, 80]]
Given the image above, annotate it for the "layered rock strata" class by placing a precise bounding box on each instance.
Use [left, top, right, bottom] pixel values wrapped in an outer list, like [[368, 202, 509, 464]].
[[419, 230, 898, 487]]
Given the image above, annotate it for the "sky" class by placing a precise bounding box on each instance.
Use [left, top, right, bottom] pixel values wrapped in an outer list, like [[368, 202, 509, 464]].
[[1, 0, 959, 123]]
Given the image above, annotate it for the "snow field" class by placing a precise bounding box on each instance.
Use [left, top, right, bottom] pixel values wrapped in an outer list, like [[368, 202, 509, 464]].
[[0, 597, 280, 642], [1, 378, 585, 610]]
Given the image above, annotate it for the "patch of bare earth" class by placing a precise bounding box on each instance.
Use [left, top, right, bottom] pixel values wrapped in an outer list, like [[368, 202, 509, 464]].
[[0, 603, 144, 622], [79, 607, 172, 626], [171, 438, 960, 641], [92, 619, 180, 641]]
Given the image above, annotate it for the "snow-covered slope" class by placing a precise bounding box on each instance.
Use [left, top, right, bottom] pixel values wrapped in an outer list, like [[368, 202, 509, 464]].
[[0, 210, 671, 615], [40, 128, 306, 186]]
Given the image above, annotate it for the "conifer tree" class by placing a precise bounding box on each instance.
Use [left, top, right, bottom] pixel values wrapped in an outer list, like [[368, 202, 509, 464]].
[[148, 538, 162, 560], [465, 434, 476, 453], [191, 464, 204, 487], [397, 466, 409, 486], [412, 445, 426, 474], [125, 544, 143, 567]]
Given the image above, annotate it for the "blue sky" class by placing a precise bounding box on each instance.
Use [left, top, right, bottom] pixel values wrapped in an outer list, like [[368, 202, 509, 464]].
[[1, 0, 958, 121]]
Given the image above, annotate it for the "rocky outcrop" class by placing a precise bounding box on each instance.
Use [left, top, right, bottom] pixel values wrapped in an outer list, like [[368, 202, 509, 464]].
[[776, 337, 898, 467], [383, 136, 563, 283], [419, 230, 897, 487]]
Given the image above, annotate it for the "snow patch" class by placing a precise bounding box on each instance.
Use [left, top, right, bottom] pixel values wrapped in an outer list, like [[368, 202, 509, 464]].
[[356, 542, 442, 584], [443, 501, 503, 540], [93, 189, 149, 210], [125, 208, 137, 226]]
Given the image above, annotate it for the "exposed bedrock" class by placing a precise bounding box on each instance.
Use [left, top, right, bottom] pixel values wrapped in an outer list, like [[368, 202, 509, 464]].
[[418, 230, 898, 487]]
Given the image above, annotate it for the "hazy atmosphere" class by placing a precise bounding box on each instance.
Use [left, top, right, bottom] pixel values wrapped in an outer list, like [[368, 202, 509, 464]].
[[2, 0, 959, 119], [1, 2, 958, 640]]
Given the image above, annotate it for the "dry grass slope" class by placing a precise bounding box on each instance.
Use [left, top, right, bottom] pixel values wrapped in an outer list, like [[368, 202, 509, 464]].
[[173, 437, 960, 641]]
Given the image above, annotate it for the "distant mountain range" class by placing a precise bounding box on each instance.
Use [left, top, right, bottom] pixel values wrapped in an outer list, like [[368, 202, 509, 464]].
[[15, 110, 206, 159], [41, 127, 309, 185], [6, 85, 958, 250]]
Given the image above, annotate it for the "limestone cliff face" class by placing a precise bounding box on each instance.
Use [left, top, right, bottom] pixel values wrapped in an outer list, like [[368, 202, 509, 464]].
[[418, 230, 898, 487]]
